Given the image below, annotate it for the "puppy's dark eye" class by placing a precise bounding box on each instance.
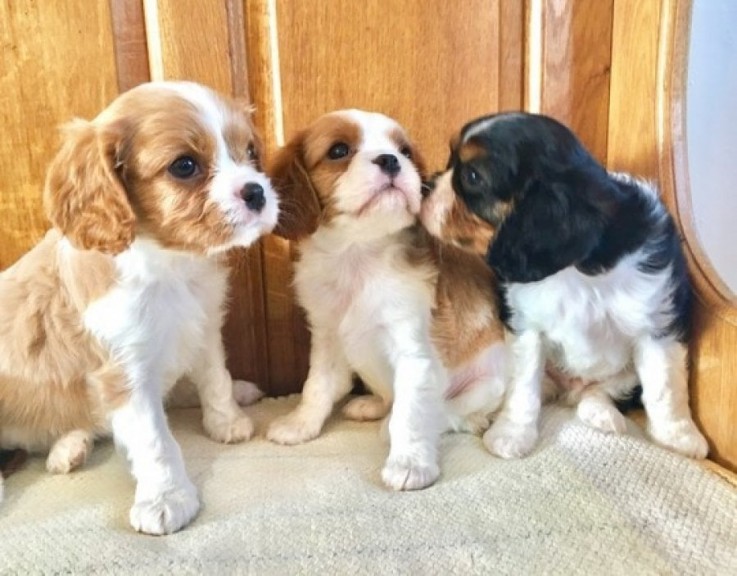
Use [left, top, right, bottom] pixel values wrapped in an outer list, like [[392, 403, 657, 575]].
[[400, 145, 412, 159], [462, 166, 482, 188], [247, 143, 259, 164], [327, 142, 350, 160], [168, 156, 199, 179]]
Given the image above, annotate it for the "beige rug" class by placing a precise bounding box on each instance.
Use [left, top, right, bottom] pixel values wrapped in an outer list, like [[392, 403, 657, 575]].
[[1, 396, 735, 575]]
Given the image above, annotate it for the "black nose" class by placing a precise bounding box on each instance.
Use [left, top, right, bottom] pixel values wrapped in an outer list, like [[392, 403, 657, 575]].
[[241, 182, 265, 212], [372, 154, 401, 177]]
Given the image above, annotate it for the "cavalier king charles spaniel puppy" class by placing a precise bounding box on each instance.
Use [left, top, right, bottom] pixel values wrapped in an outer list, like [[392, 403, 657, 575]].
[[265, 110, 507, 490], [0, 81, 278, 534], [420, 112, 708, 461]]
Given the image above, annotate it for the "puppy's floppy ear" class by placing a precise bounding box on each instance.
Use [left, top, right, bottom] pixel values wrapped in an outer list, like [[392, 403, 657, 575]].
[[488, 172, 614, 283], [268, 136, 322, 240], [44, 119, 135, 255]]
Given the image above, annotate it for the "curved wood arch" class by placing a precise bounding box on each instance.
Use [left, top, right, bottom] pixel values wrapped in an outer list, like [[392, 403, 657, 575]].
[[658, 0, 737, 470]]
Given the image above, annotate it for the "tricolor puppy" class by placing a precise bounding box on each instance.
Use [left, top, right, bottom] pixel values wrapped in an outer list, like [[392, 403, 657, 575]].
[[421, 112, 708, 460], [266, 110, 507, 490], [0, 82, 278, 534]]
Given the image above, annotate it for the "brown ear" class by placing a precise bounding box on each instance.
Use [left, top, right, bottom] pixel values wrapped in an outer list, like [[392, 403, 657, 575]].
[[44, 119, 135, 254], [267, 136, 322, 240]]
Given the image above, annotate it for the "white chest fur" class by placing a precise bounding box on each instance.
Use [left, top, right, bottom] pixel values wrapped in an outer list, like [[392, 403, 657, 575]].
[[294, 228, 435, 394], [506, 250, 675, 379], [84, 241, 227, 391]]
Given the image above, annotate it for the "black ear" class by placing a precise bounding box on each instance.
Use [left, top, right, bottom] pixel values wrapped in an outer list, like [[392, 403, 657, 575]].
[[488, 173, 613, 283]]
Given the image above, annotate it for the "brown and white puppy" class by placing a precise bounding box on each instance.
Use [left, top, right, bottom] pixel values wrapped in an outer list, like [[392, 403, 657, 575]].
[[0, 81, 278, 534], [421, 112, 708, 461], [265, 110, 507, 491]]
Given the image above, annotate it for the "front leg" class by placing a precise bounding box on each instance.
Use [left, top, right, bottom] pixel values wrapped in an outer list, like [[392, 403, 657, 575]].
[[381, 350, 445, 492], [111, 385, 199, 535], [267, 330, 353, 445], [190, 337, 254, 444], [483, 329, 544, 459], [635, 337, 708, 458]]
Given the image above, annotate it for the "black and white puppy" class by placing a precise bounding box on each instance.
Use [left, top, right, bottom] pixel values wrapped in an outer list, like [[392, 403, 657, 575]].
[[419, 112, 708, 460]]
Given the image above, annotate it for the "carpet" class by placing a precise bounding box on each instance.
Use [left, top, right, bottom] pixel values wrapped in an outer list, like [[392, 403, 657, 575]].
[[1, 396, 735, 575]]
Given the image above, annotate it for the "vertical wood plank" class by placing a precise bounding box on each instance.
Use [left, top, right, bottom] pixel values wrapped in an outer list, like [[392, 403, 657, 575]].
[[147, 0, 270, 389], [607, 0, 662, 178], [244, 0, 309, 395], [499, 0, 526, 111], [538, 0, 614, 163], [0, 1, 119, 269], [110, 0, 151, 92]]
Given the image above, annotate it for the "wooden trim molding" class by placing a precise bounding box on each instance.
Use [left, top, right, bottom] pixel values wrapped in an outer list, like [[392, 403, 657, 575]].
[[657, 0, 737, 471]]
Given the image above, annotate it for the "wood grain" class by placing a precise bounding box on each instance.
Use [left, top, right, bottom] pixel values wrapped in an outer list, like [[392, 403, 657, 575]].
[[539, 0, 614, 163], [655, 0, 737, 471], [607, 0, 662, 179], [148, 0, 270, 389], [0, 1, 120, 270], [110, 0, 151, 92], [243, 0, 310, 395]]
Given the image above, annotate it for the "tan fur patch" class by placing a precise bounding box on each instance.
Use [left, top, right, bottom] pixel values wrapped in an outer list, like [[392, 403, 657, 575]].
[[0, 232, 122, 450], [407, 229, 504, 369], [270, 114, 363, 239], [444, 199, 496, 256], [458, 141, 488, 163]]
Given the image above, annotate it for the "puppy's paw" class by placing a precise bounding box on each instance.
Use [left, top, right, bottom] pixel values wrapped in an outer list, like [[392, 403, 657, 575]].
[[381, 455, 440, 491], [483, 420, 538, 459], [266, 411, 323, 445], [232, 380, 265, 406], [203, 410, 254, 444], [46, 430, 93, 474], [342, 395, 389, 421], [577, 401, 627, 434], [649, 420, 709, 459], [130, 483, 200, 535], [445, 411, 490, 435]]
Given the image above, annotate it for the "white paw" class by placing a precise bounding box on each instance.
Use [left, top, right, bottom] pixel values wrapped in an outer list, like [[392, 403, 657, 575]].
[[130, 483, 200, 535], [342, 395, 389, 421], [381, 454, 440, 491], [233, 380, 265, 406], [46, 431, 93, 474], [483, 420, 538, 459], [266, 411, 322, 445], [577, 402, 627, 434], [649, 419, 709, 459], [203, 410, 254, 444]]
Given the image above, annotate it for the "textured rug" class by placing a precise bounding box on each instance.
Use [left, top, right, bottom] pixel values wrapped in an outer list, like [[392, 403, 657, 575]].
[[1, 396, 735, 575]]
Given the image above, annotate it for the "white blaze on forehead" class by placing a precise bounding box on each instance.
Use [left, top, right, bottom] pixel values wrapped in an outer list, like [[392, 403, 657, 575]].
[[462, 113, 526, 144], [336, 109, 407, 152]]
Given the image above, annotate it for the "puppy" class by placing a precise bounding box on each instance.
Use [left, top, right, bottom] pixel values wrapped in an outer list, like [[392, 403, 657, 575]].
[[0, 81, 278, 533], [420, 112, 708, 460], [265, 110, 507, 490]]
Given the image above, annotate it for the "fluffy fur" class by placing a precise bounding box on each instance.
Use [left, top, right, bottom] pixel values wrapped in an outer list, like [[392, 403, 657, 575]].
[[420, 112, 708, 460], [265, 110, 507, 490], [0, 81, 278, 533]]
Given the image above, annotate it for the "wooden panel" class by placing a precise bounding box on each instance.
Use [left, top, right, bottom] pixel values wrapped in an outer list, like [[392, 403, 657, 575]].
[[276, 0, 523, 170], [538, 0, 614, 163], [148, 0, 270, 390], [0, 1, 119, 269], [110, 0, 151, 92], [607, 0, 662, 178], [248, 0, 525, 395], [655, 0, 737, 471]]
